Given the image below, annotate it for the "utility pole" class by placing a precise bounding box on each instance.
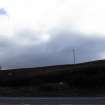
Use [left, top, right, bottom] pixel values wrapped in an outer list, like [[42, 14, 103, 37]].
[[73, 48, 76, 64]]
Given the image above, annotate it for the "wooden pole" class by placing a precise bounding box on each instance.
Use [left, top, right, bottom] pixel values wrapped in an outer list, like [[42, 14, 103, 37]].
[[73, 48, 76, 64]]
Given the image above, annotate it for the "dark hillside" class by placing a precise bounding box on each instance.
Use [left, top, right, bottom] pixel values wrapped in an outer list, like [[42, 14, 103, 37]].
[[0, 59, 105, 96], [1, 59, 105, 86]]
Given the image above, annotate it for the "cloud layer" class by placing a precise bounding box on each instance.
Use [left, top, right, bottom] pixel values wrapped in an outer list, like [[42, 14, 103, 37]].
[[0, 0, 105, 69], [0, 29, 105, 69]]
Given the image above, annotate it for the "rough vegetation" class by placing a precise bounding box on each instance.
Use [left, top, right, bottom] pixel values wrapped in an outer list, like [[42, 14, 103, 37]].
[[0, 59, 105, 96]]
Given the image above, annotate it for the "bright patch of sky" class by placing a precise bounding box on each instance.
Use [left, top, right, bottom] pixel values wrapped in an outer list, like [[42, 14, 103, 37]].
[[0, 0, 105, 38]]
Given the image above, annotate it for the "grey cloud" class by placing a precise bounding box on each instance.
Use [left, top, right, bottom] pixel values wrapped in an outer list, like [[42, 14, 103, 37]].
[[0, 30, 105, 69], [0, 36, 12, 48], [16, 30, 41, 41], [0, 8, 7, 16]]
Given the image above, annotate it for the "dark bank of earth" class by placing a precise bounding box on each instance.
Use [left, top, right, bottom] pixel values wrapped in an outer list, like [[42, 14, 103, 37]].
[[0, 59, 105, 97], [0, 83, 105, 97]]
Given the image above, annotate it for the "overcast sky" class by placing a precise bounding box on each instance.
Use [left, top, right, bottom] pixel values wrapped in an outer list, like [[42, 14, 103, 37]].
[[0, 0, 105, 69]]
